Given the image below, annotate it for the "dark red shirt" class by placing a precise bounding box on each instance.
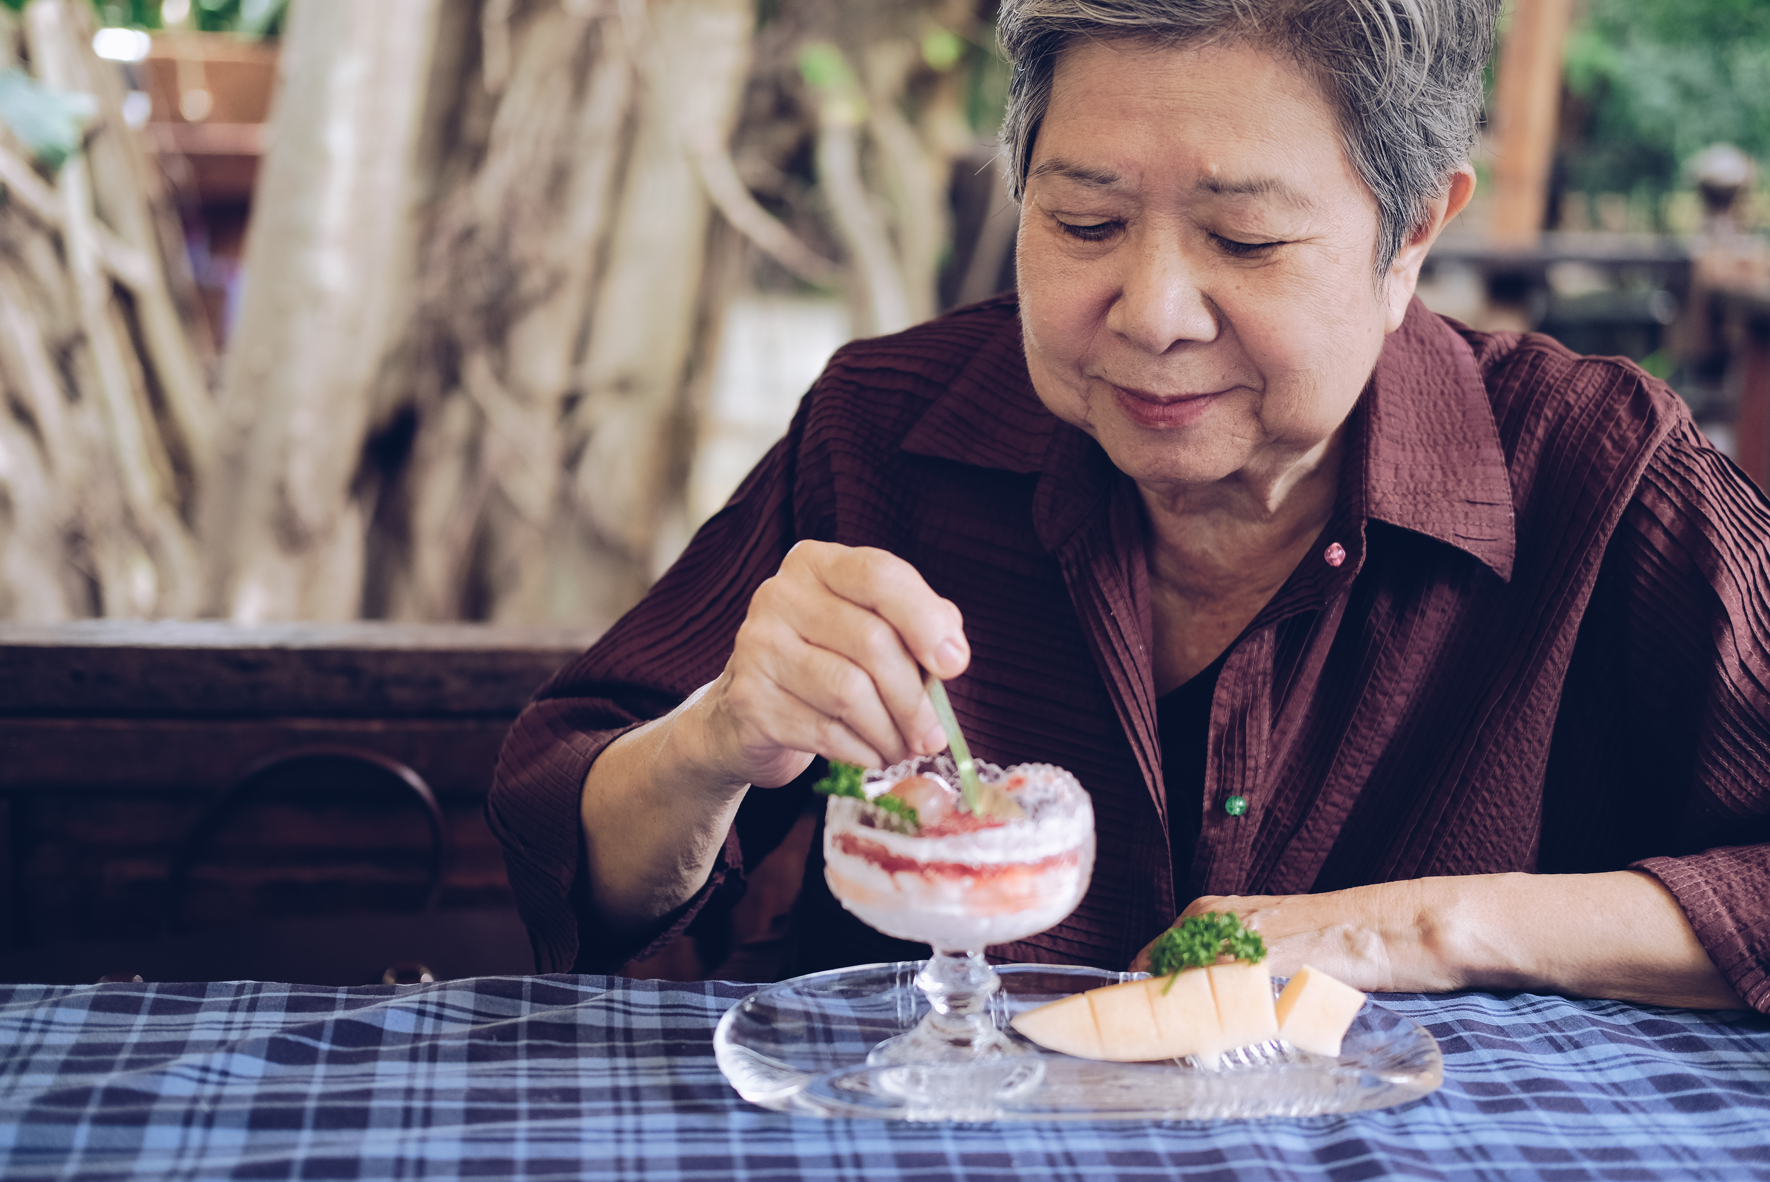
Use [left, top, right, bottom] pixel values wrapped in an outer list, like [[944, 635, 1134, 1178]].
[[488, 295, 1770, 1012]]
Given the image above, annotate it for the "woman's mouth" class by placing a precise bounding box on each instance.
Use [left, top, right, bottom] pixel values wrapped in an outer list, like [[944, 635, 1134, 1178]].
[[1107, 383, 1222, 429]]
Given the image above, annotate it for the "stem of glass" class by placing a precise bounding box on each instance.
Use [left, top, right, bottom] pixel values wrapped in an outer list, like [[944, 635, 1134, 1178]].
[[867, 947, 1024, 1067], [915, 948, 998, 1037]]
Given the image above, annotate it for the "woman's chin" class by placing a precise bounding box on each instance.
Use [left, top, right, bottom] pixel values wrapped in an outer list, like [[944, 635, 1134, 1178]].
[[1105, 442, 1250, 495], [1088, 410, 1255, 491]]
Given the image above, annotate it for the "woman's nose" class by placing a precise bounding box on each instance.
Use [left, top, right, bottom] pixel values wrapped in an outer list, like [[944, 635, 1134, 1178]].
[[1106, 236, 1218, 354]]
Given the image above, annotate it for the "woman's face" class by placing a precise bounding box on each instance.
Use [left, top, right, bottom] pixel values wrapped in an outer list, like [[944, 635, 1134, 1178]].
[[1017, 38, 1426, 497]]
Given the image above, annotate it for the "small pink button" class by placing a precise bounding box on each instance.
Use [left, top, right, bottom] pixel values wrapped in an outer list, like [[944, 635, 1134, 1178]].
[[1323, 542, 1346, 567]]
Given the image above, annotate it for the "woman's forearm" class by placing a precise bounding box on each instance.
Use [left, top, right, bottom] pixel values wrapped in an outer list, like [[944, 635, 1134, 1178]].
[[578, 683, 754, 936], [1433, 870, 1743, 1008], [1140, 871, 1745, 1009]]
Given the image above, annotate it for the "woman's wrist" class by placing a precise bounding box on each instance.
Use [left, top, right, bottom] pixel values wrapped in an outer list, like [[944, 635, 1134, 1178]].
[[1304, 877, 1472, 993], [649, 680, 759, 806], [578, 686, 756, 934], [1411, 872, 1542, 994]]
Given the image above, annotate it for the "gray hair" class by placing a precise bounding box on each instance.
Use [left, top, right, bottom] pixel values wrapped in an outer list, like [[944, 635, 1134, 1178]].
[[997, 0, 1501, 275]]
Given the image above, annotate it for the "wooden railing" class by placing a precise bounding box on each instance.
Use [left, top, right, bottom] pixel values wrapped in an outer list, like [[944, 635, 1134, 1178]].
[[0, 621, 594, 977]]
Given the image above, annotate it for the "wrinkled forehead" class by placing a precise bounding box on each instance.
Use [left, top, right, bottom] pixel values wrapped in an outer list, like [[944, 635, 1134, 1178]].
[[1033, 35, 1356, 180], [1029, 30, 1354, 172], [1049, 30, 1344, 121]]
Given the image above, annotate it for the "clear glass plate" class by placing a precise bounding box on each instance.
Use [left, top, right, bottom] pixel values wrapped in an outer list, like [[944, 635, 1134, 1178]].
[[714, 962, 1443, 1121]]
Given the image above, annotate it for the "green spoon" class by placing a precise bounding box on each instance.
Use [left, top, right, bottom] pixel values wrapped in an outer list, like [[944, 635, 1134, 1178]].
[[924, 672, 1024, 819]]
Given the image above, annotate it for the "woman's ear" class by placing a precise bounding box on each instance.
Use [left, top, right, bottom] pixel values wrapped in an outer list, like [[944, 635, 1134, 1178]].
[[1383, 165, 1477, 331]]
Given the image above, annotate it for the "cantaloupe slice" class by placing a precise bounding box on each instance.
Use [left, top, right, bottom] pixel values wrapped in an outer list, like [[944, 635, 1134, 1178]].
[[1147, 963, 1229, 1057], [1085, 976, 1160, 1061], [1008, 991, 1104, 1059], [1011, 962, 1281, 1062], [1274, 964, 1365, 1058], [1206, 961, 1279, 1048]]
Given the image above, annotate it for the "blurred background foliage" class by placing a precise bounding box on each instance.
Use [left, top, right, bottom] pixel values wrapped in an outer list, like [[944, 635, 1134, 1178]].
[[1562, 0, 1770, 222], [40, 0, 1765, 231], [0, 0, 284, 35], [0, 0, 1765, 625], [15, 0, 1768, 226]]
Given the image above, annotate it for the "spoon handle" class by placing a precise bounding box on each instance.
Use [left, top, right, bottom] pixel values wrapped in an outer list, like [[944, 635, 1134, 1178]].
[[925, 673, 985, 812]]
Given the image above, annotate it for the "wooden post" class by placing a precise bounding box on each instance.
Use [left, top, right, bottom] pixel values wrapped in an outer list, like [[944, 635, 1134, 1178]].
[[1727, 293, 1770, 490], [198, 0, 445, 621], [1487, 0, 1577, 247]]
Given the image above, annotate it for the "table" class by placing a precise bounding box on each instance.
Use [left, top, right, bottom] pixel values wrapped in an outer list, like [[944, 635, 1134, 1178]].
[[2, 975, 1766, 1180]]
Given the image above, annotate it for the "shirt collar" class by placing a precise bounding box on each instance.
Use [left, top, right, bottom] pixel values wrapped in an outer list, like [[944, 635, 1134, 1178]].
[[1359, 298, 1515, 580], [899, 296, 1515, 581]]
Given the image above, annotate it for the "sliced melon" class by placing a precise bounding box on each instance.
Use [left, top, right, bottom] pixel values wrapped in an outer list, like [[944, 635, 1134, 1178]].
[[1146, 963, 1228, 1058], [1012, 961, 1281, 1062], [1275, 964, 1365, 1058], [1008, 990, 1104, 1059], [1085, 977, 1161, 1062], [1206, 961, 1279, 1048]]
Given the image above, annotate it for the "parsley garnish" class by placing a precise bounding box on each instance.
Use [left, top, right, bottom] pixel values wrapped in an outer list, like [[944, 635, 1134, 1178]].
[[1148, 911, 1266, 992], [812, 759, 866, 799], [813, 759, 919, 831]]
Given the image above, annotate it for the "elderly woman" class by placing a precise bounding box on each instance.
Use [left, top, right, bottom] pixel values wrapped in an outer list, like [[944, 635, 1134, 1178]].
[[490, 0, 1769, 1013]]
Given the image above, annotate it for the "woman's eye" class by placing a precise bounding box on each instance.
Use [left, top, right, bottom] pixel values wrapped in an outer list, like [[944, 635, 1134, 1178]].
[[1212, 233, 1281, 257], [1057, 218, 1121, 243]]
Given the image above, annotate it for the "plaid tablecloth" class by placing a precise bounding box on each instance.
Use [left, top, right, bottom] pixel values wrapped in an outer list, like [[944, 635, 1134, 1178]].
[[1, 974, 1766, 1181]]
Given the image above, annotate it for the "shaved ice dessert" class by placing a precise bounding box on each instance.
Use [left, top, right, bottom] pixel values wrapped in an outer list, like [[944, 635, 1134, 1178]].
[[821, 754, 1095, 951]]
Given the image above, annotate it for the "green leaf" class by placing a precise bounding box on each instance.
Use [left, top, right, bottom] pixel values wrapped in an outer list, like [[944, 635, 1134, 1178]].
[[1148, 911, 1267, 986], [797, 41, 865, 126], [812, 759, 919, 833], [1639, 349, 1674, 380], [237, 0, 288, 38], [0, 70, 97, 171], [812, 758, 867, 800], [867, 793, 920, 829]]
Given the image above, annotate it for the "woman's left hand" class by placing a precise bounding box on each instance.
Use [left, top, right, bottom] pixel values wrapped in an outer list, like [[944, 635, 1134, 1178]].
[[1131, 879, 1460, 993], [1131, 871, 1747, 1010]]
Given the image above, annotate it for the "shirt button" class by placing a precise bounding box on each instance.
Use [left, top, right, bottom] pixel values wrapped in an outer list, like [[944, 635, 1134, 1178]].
[[1224, 795, 1248, 817], [1323, 541, 1346, 567]]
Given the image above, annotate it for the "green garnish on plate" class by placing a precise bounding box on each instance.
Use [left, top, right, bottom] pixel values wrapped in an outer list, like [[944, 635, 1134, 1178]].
[[1148, 911, 1267, 991]]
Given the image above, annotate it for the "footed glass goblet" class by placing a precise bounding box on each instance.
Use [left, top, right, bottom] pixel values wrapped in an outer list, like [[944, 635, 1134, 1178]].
[[821, 754, 1096, 1102]]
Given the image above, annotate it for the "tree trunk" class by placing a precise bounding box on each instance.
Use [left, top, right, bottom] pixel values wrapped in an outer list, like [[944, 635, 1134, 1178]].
[[0, 0, 214, 620], [1487, 0, 1576, 245], [371, 0, 755, 627], [191, 0, 992, 628], [199, 0, 445, 621]]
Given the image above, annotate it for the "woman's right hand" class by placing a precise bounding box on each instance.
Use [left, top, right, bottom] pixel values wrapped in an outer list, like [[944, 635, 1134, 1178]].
[[684, 540, 971, 790], [578, 541, 969, 934]]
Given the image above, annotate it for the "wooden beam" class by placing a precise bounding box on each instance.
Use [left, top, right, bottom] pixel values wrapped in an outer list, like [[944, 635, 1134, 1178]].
[[1487, 0, 1577, 247], [0, 620, 593, 717]]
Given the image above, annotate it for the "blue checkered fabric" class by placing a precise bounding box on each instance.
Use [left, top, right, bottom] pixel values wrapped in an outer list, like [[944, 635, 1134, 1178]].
[[1, 976, 1766, 1180]]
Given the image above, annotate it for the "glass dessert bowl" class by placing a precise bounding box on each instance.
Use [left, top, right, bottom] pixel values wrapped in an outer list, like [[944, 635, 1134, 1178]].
[[821, 753, 1096, 1080]]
